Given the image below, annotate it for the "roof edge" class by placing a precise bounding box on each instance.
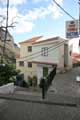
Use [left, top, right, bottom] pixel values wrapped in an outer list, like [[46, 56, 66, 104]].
[[19, 36, 43, 44]]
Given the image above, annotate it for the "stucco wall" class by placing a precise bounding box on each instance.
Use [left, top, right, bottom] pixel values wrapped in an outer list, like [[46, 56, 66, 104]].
[[33, 40, 65, 69], [20, 43, 33, 58], [69, 38, 79, 54], [33, 42, 59, 63], [16, 60, 37, 82]]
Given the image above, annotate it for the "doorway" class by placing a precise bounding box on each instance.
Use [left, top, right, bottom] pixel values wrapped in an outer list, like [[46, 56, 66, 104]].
[[43, 67, 48, 77]]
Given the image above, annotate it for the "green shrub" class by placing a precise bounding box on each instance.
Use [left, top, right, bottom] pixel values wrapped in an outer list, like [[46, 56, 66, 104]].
[[0, 64, 18, 86], [27, 75, 38, 87]]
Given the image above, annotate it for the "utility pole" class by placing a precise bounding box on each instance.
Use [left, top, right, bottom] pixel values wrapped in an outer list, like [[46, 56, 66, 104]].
[[1, 0, 16, 64], [1, 0, 9, 64]]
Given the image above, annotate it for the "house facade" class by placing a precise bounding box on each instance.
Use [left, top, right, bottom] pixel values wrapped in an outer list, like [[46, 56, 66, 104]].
[[16, 36, 73, 84], [16, 36, 42, 81]]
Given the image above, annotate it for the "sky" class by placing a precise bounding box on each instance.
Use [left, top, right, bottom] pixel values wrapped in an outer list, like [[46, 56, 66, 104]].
[[0, 0, 79, 44]]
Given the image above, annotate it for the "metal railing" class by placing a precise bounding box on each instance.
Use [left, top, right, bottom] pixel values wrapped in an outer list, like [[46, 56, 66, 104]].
[[39, 65, 57, 99]]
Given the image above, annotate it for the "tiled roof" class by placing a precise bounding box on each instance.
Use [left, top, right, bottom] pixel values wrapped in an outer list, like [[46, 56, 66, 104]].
[[19, 36, 43, 44], [33, 36, 60, 44], [19, 36, 65, 45]]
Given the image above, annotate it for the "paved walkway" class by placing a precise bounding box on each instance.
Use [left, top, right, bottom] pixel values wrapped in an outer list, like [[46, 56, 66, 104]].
[[0, 93, 80, 120], [49, 67, 80, 97], [14, 67, 80, 98], [12, 66, 80, 99], [0, 95, 79, 119]]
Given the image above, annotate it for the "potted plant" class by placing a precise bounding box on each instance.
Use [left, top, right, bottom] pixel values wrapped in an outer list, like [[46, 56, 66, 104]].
[[27, 76, 32, 86], [32, 75, 37, 87]]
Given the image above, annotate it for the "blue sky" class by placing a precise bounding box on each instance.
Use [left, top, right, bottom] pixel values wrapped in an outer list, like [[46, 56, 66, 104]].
[[0, 0, 79, 44]]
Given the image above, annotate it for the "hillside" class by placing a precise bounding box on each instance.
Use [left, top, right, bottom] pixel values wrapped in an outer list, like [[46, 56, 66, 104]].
[[0, 28, 19, 63]]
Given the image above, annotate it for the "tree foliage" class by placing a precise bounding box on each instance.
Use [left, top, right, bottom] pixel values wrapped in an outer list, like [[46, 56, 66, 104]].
[[0, 64, 17, 86]]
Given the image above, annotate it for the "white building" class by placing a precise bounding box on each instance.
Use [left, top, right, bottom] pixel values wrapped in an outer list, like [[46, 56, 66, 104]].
[[16, 36, 73, 84], [69, 37, 80, 63], [32, 36, 73, 84]]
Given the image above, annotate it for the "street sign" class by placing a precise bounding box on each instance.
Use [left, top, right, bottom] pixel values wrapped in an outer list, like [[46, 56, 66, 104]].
[[66, 20, 79, 38], [66, 32, 78, 38]]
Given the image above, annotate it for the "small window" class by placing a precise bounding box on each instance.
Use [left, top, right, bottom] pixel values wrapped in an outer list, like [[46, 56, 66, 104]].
[[42, 47, 48, 56], [19, 61, 24, 66], [28, 62, 32, 67], [28, 46, 32, 52]]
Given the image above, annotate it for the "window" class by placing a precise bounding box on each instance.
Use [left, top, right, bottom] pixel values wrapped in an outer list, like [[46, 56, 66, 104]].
[[28, 62, 32, 67], [42, 47, 48, 56], [28, 46, 32, 52], [19, 61, 24, 66]]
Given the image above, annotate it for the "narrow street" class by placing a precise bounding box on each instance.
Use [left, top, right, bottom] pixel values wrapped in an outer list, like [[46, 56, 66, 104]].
[[49, 66, 80, 97], [0, 98, 80, 120]]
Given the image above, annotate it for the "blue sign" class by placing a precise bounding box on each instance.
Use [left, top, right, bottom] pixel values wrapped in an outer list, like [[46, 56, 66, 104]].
[[66, 32, 79, 38]]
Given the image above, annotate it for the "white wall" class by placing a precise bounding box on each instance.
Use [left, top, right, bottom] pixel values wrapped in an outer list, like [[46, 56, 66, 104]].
[[0, 83, 14, 94], [58, 45, 64, 68], [33, 42, 58, 63], [17, 37, 70, 82], [69, 37, 80, 54], [32, 40, 64, 69], [37, 65, 43, 84], [64, 40, 73, 68]]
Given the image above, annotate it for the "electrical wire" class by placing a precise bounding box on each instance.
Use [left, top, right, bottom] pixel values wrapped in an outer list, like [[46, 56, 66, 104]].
[[27, 41, 65, 61], [21, 0, 75, 62], [16, 0, 75, 62], [16, 40, 65, 62], [52, 0, 76, 20], [1, 40, 65, 63], [18, 40, 65, 60], [0, 0, 75, 63]]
